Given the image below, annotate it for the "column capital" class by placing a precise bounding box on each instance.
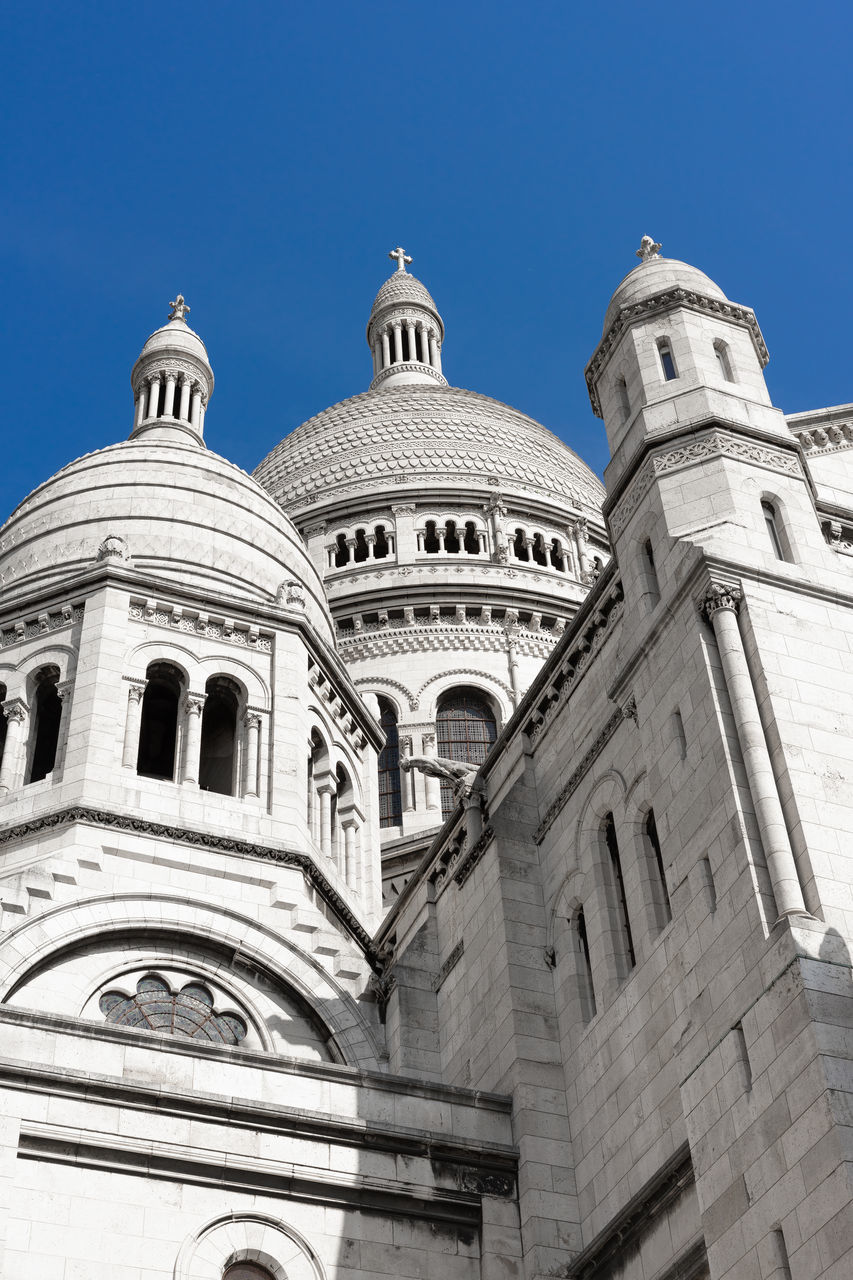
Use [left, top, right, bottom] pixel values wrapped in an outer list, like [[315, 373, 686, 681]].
[[124, 678, 148, 704], [2, 697, 28, 723], [243, 711, 262, 731], [700, 582, 742, 622], [184, 693, 206, 716], [56, 679, 74, 701]]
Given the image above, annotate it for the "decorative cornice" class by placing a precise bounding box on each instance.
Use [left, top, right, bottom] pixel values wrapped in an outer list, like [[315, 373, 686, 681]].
[[0, 806, 381, 967], [370, 362, 447, 391], [0, 601, 83, 649], [454, 826, 495, 886], [129, 599, 273, 652], [559, 1143, 696, 1279], [608, 428, 803, 540], [534, 698, 637, 844], [585, 287, 769, 416], [791, 419, 853, 456]]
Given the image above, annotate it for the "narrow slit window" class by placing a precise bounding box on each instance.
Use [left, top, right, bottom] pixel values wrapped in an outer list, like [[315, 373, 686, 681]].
[[643, 538, 660, 604], [714, 339, 735, 382], [575, 908, 597, 1022], [644, 809, 672, 929], [616, 375, 631, 422], [603, 812, 636, 972], [762, 501, 787, 561], [658, 340, 677, 382]]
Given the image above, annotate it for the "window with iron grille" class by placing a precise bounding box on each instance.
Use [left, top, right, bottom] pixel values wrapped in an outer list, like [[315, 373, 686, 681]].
[[377, 698, 402, 828], [436, 690, 497, 818]]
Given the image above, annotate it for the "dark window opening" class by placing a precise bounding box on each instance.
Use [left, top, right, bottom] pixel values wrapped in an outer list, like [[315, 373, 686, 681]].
[[532, 533, 548, 566], [513, 528, 529, 561], [659, 342, 677, 382], [550, 538, 564, 570], [616, 375, 631, 422], [28, 667, 62, 783], [156, 380, 167, 417], [603, 812, 636, 970], [401, 327, 411, 361], [0, 683, 7, 777], [762, 501, 787, 561], [353, 528, 370, 562], [223, 1265, 277, 1280], [644, 538, 661, 603], [424, 520, 440, 553], [463, 521, 480, 554], [377, 698, 402, 828], [199, 677, 239, 796], [576, 908, 597, 1021], [714, 340, 735, 382], [137, 663, 182, 780], [444, 521, 460, 554], [334, 533, 350, 567], [436, 689, 497, 818], [645, 809, 672, 926], [373, 524, 389, 558]]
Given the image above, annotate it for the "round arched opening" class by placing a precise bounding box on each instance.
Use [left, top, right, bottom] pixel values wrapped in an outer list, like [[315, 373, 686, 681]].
[[28, 665, 62, 783], [137, 662, 183, 780], [200, 676, 240, 795], [435, 687, 498, 817]]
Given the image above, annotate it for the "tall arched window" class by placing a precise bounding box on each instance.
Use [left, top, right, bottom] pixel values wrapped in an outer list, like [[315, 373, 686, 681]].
[[353, 528, 370, 562], [761, 500, 789, 561], [334, 533, 349, 567], [377, 697, 402, 829], [199, 676, 240, 795], [616, 375, 631, 422], [424, 520, 440, 553], [0, 683, 7, 778], [714, 338, 735, 382], [463, 521, 480, 554], [512, 528, 529, 561], [643, 538, 661, 606], [657, 339, 677, 382], [436, 688, 497, 818], [603, 812, 635, 976], [137, 662, 183, 780], [574, 907, 597, 1022], [28, 666, 62, 783]]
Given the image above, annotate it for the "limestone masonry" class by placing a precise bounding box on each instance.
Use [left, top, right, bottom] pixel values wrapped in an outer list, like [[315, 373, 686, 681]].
[[0, 242, 850, 1280]]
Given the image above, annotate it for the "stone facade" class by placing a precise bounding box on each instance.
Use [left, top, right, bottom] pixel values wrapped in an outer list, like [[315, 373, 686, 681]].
[[0, 247, 850, 1280]]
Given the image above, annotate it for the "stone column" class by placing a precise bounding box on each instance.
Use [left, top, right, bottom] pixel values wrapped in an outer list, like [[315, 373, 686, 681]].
[[178, 376, 191, 422], [418, 324, 430, 365], [400, 735, 415, 812], [504, 614, 521, 708], [393, 323, 403, 364], [54, 679, 74, 777], [163, 373, 177, 417], [181, 694, 205, 786], [485, 496, 508, 562], [133, 388, 146, 430], [147, 375, 161, 419], [429, 332, 439, 369], [318, 782, 334, 858], [422, 732, 442, 812], [0, 700, 28, 793], [122, 681, 147, 768], [243, 713, 261, 798], [198, 396, 206, 434], [573, 516, 591, 581], [406, 322, 417, 362], [477, 530, 488, 554], [701, 584, 807, 919], [190, 385, 202, 429], [373, 338, 382, 374], [381, 330, 391, 369]]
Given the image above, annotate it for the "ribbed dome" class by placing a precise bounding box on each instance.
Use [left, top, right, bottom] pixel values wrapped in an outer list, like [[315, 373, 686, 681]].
[[254, 384, 605, 513], [0, 439, 333, 640], [603, 257, 727, 335], [370, 271, 439, 316]]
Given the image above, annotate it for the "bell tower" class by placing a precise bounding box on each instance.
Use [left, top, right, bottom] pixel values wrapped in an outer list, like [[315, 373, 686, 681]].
[[366, 247, 447, 390]]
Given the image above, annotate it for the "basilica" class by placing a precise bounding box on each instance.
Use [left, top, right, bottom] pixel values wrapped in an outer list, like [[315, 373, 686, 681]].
[[0, 240, 850, 1280]]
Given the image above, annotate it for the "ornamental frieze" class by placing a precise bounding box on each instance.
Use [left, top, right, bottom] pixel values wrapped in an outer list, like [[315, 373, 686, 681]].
[[0, 601, 84, 649]]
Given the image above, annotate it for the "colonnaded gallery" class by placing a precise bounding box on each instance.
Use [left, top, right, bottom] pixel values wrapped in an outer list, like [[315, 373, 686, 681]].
[[0, 239, 850, 1280]]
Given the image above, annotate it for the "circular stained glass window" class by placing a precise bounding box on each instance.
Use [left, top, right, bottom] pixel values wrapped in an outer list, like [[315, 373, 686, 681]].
[[99, 973, 247, 1044]]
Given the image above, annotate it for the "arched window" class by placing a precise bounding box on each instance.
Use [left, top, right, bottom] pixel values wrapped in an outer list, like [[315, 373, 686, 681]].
[[353, 528, 370, 562], [574, 908, 597, 1022], [644, 809, 671, 930], [444, 520, 460, 554], [199, 676, 239, 795], [550, 538, 565, 571], [223, 1265, 277, 1280], [762, 500, 789, 561], [377, 698, 403, 829], [99, 974, 247, 1045], [603, 812, 635, 976], [373, 524, 389, 558], [512, 528, 529, 561], [643, 538, 661, 605], [27, 666, 62, 784], [137, 662, 183, 780], [657, 339, 677, 382], [334, 533, 350, 567], [436, 689, 497, 818], [532, 533, 548, 566], [714, 339, 735, 382], [424, 520, 440, 553], [463, 521, 480, 554]]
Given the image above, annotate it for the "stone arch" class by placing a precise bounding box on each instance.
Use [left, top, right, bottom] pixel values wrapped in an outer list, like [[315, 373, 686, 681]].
[[0, 893, 383, 1068], [196, 654, 270, 710], [354, 676, 417, 714], [174, 1212, 325, 1280], [416, 668, 513, 723], [126, 639, 195, 688], [573, 770, 635, 1003]]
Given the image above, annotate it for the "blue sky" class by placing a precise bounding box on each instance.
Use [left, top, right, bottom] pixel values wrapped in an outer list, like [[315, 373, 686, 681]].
[[1, 1, 851, 520]]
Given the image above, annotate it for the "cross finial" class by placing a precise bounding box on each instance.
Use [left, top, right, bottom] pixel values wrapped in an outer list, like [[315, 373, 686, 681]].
[[389, 247, 412, 273], [168, 293, 190, 322], [636, 236, 662, 263]]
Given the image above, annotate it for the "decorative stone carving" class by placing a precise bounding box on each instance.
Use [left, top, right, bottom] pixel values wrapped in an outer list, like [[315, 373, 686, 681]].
[[168, 293, 190, 322], [636, 235, 662, 262], [700, 582, 742, 621], [96, 534, 130, 562], [388, 247, 412, 273], [277, 580, 305, 608]]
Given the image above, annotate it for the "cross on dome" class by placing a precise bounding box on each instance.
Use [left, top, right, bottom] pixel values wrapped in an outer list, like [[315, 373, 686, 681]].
[[389, 247, 412, 273], [168, 294, 191, 322], [636, 236, 662, 263]]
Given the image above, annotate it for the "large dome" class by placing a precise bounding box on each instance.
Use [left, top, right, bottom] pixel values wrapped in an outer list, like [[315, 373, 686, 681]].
[[0, 438, 333, 641], [254, 384, 605, 514]]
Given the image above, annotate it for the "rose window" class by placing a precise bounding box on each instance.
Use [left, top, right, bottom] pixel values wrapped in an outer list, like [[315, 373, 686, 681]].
[[99, 973, 247, 1044]]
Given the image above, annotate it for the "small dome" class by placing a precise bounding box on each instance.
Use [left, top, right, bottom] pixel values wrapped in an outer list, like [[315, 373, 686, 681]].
[[602, 257, 728, 335], [254, 384, 605, 515], [137, 317, 210, 363], [0, 439, 333, 641], [370, 271, 439, 317]]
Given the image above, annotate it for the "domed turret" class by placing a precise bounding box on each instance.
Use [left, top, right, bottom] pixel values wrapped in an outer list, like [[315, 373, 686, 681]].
[[366, 248, 447, 390], [130, 295, 214, 444]]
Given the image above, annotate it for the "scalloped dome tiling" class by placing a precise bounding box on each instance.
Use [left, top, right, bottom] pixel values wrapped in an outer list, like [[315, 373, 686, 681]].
[[253, 385, 606, 514], [369, 272, 439, 315]]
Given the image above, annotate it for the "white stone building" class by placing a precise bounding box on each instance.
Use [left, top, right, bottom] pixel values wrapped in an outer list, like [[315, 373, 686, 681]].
[[0, 245, 850, 1280]]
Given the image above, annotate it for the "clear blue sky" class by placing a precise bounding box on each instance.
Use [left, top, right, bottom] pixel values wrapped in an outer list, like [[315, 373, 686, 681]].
[[2, 1, 851, 521]]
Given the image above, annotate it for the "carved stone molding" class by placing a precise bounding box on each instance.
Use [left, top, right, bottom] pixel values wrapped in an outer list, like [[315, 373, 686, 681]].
[[454, 826, 496, 886], [354, 676, 418, 712], [1, 697, 28, 724], [433, 940, 465, 991], [0, 805, 381, 966], [457, 1169, 514, 1197], [608, 429, 802, 539], [0, 602, 83, 650], [128, 599, 273, 653], [791, 419, 853, 455]]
